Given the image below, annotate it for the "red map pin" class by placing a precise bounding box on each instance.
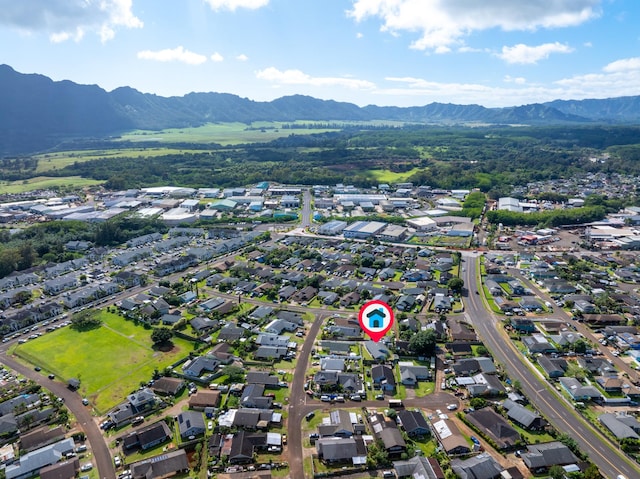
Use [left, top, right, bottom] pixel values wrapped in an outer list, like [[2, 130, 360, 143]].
[[358, 300, 394, 342]]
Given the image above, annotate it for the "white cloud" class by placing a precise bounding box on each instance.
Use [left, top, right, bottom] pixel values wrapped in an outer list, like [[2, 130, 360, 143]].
[[378, 55, 640, 107], [603, 57, 640, 73], [203, 0, 269, 11], [356, 32, 364, 39], [257, 67, 376, 90], [498, 42, 573, 64], [504, 75, 527, 84], [137, 46, 207, 65], [347, 0, 599, 52], [0, 0, 142, 42], [211, 52, 225, 62], [236, 54, 249, 61]]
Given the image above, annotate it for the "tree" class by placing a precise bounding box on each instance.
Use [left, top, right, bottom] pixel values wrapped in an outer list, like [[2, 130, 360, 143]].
[[582, 463, 601, 479], [448, 277, 464, 295], [469, 398, 487, 410], [408, 330, 437, 357], [573, 339, 588, 354], [222, 365, 245, 383], [151, 327, 173, 346], [70, 311, 102, 331], [475, 345, 489, 356], [549, 465, 564, 479]]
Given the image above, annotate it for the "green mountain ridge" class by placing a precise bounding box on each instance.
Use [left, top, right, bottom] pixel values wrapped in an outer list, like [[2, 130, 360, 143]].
[[1, 64, 639, 156]]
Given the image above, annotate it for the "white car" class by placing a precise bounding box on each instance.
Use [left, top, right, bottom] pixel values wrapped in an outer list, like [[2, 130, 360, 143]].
[[447, 404, 458, 411], [80, 464, 93, 472]]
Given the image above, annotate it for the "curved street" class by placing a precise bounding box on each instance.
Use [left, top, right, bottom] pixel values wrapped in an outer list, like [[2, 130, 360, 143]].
[[0, 348, 115, 479]]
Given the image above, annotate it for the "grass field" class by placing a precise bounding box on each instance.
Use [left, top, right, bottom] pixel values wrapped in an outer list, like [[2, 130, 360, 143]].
[[366, 167, 423, 183], [0, 176, 102, 193], [35, 148, 208, 173], [14, 311, 194, 413], [119, 122, 338, 145]]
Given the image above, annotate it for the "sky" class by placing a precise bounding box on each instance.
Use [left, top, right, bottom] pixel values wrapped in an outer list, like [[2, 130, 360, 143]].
[[0, 0, 639, 108]]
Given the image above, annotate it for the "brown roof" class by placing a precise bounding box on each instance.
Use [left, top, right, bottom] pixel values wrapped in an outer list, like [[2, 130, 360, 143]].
[[40, 459, 79, 479], [189, 390, 221, 409], [20, 426, 65, 451], [151, 377, 185, 396]]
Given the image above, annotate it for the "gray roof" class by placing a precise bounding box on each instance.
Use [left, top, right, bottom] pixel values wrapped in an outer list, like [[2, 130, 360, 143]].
[[451, 453, 503, 479], [522, 441, 578, 469], [177, 411, 205, 437], [130, 449, 188, 479], [502, 399, 543, 428], [5, 438, 75, 479], [393, 456, 441, 479], [599, 413, 640, 439]]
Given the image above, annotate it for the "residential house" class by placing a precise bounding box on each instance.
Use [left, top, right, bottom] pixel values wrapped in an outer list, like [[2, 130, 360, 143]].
[[151, 378, 185, 397], [451, 453, 503, 479], [558, 377, 602, 402], [431, 418, 470, 455], [123, 421, 173, 451], [255, 333, 289, 348], [240, 384, 272, 409], [329, 318, 361, 338], [371, 365, 396, 391], [318, 410, 365, 438], [182, 356, 219, 377], [520, 442, 578, 473], [190, 317, 219, 336], [315, 437, 367, 464], [320, 358, 346, 372], [5, 438, 75, 479], [263, 319, 297, 335], [599, 413, 640, 440], [537, 356, 567, 379], [393, 456, 444, 479], [245, 372, 280, 388], [254, 346, 288, 360], [129, 449, 189, 479], [364, 340, 391, 361], [42, 274, 77, 295], [188, 390, 221, 410], [397, 410, 430, 437], [466, 409, 520, 450], [39, 459, 79, 479], [502, 399, 547, 430], [114, 271, 145, 288], [177, 411, 206, 439], [466, 373, 506, 397]]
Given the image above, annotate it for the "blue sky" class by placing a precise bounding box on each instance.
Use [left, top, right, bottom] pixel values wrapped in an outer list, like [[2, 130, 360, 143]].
[[0, 0, 639, 107]]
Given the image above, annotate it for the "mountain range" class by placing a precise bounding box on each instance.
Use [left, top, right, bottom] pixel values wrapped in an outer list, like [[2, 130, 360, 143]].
[[2, 64, 640, 156]]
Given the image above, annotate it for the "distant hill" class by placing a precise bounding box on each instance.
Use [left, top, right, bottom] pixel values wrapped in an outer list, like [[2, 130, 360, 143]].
[[2, 64, 640, 155]]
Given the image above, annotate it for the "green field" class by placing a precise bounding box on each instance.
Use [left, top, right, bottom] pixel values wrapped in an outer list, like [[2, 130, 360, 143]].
[[35, 148, 208, 173], [119, 121, 339, 145], [0, 176, 102, 193], [14, 312, 194, 413], [366, 167, 424, 183]]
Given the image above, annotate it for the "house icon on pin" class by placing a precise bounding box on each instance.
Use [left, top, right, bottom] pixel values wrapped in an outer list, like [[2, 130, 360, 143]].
[[367, 308, 386, 328]]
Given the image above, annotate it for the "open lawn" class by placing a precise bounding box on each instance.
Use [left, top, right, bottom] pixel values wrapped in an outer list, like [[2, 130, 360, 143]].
[[0, 176, 102, 193], [14, 311, 193, 413]]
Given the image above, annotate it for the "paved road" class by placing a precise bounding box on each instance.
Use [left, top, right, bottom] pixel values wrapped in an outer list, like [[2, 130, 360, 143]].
[[0, 352, 115, 479], [462, 252, 640, 479], [301, 188, 312, 228]]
